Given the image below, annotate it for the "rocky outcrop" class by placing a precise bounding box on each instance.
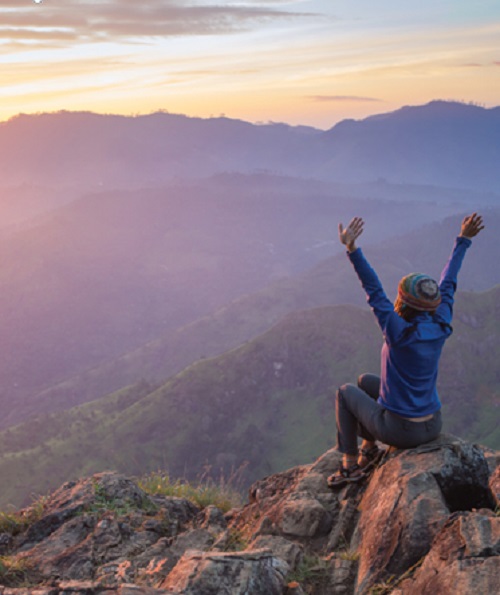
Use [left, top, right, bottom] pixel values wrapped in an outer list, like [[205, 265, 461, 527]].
[[0, 434, 498, 594], [353, 438, 493, 591]]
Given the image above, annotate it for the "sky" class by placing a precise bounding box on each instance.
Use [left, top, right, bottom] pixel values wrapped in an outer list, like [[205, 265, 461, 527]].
[[1, 0, 499, 129]]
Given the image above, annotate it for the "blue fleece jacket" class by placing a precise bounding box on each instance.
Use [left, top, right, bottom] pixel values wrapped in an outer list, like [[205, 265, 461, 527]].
[[348, 236, 472, 417]]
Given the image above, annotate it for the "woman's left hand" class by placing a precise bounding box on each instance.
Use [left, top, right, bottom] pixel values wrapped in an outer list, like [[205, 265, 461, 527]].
[[338, 217, 364, 252]]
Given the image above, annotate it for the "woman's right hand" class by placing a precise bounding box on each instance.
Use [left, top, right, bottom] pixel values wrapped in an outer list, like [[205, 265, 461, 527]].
[[459, 213, 484, 239], [338, 217, 364, 252]]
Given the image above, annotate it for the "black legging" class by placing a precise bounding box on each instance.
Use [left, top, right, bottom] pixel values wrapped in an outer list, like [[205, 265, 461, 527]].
[[335, 373, 442, 455]]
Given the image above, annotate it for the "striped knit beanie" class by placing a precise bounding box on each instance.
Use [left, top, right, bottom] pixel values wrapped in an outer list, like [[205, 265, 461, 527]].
[[397, 273, 441, 311]]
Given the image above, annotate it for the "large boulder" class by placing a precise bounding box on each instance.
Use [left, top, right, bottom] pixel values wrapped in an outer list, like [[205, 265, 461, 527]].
[[229, 433, 498, 594], [396, 510, 500, 594], [160, 549, 289, 595], [232, 454, 340, 544], [353, 435, 495, 592]]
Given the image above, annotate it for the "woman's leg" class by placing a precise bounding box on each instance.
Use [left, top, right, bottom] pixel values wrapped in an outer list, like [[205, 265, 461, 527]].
[[335, 373, 442, 474], [356, 374, 381, 456], [335, 382, 384, 457], [330, 382, 387, 486], [358, 373, 380, 400]]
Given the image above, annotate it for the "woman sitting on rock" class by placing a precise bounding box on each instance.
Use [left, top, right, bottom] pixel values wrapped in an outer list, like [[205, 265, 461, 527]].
[[328, 213, 484, 488]]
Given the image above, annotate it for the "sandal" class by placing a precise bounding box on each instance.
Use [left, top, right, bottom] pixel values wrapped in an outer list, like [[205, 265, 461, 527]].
[[327, 463, 367, 488], [358, 445, 384, 471]]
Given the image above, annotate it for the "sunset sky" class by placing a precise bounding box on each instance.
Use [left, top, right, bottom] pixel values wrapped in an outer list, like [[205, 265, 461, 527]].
[[1, 0, 499, 129]]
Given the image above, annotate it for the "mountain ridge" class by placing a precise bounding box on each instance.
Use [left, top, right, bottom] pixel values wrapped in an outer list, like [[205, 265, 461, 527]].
[[1, 101, 499, 191]]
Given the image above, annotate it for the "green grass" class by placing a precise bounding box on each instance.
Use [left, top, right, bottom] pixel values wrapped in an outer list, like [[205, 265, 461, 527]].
[[0, 494, 48, 535], [368, 556, 425, 594], [138, 471, 244, 513], [287, 554, 330, 586], [338, 549, 360, 561], [0, 511, 27, 535], [0, 556, 35, 587], [82, 479, 157, 517], [222, 528, 249, 551], [368, 581, 395, 595]]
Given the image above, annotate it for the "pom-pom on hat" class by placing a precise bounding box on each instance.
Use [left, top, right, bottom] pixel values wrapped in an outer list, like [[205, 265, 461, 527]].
[[397, 273, 441, 311]]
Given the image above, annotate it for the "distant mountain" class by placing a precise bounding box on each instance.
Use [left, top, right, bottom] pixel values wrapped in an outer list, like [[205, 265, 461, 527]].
[[1, 101, 499, 193], [20, 209, 500, 427], [317, 101, 500, 191], [0, 286, 498, 508], [0, 111, 318, 189]]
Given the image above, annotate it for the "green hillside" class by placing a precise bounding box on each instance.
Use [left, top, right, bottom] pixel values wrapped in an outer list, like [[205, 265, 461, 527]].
[[0, 287, 499, 509]]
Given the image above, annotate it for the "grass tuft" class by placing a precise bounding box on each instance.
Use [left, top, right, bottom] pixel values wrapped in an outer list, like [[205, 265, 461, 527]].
[[338, 548, 359, 561], [368, 578, 396, 595], [287, 554, 329, 585], [138, 469, 244, 513], [369, 556, 425, 594], [0, 494, 48, 536], [0, 556, 35, 587], [85, 479, 157, 517], [223, 528, 249, 551]]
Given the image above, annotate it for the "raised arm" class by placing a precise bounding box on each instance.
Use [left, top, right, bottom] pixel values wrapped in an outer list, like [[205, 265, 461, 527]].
[[339, 217, 394, 330], [436, 213, 484, 322]]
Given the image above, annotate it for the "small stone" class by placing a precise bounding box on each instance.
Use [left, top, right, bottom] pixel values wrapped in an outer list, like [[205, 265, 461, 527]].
[[250, 535, 304, 570], [279, 495, 332, 538]]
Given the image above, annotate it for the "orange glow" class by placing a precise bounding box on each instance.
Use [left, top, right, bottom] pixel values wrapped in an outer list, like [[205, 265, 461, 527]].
[[0, 4, 498, 128]]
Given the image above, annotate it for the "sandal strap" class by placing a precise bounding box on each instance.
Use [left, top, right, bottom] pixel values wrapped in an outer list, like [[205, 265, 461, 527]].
[[339, 463, 361, 477]]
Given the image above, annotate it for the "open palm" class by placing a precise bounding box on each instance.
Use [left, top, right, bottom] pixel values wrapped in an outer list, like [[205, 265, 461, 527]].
[[338, 217, 364, 251]]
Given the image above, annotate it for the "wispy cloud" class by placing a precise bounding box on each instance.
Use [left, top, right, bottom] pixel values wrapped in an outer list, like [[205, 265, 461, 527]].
[[457, 59, 500, 68], [308, 95, 383, 103], [0, 1, 314, 47]]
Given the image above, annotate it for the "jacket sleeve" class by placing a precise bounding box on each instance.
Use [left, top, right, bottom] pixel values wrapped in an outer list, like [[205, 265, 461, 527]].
[[435, 236, 472, 324], [348, 248, 395, 331]]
